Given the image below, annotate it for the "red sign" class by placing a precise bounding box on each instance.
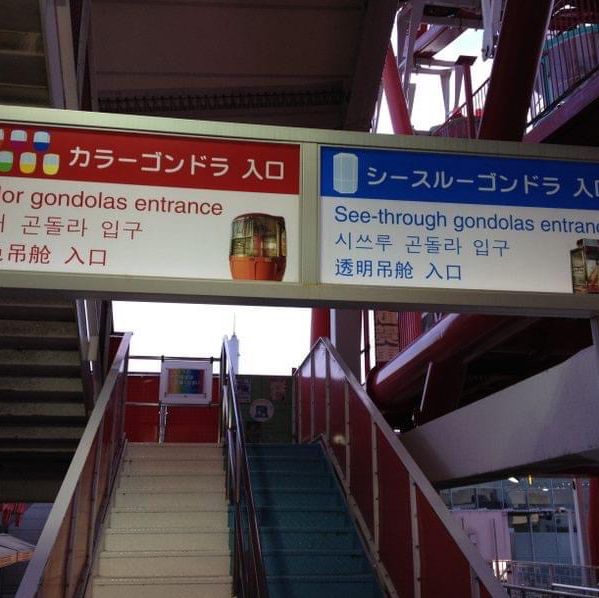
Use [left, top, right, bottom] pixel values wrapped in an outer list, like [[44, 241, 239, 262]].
[[0, 124, 300, 195]]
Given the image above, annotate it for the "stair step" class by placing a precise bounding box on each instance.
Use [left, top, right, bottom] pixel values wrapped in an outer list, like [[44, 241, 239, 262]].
[[0, 320, 78, 349], [104, 529, 229, 552], [0, 349, 80, 377], [0, 297, 75, 322], [118, 473, 225, 492], [248, 455, 327, 472], [92, 576, 232, 598], [126, 443, 221, 460], [0, 376, 83, 400], [254, 489, 341, 508], [122, 459, 224, 475], [267, 574, 384, 598], [260, 528, 358, 551], [250, 470, 333, 490], [98, 550, 230, 577], [110, 510, 229, 530], [0, 438, 78, 452], [255, 506, 350, 529], [0, 424, 84, 440], [0, 400, 85, 418], [247, 443, 322, 456], [263, 549, 369, 576], [114, 490, 226, 510]]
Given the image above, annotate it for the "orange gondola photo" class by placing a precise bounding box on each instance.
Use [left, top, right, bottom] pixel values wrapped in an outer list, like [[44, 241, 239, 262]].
[[229, 213, 287, 281]]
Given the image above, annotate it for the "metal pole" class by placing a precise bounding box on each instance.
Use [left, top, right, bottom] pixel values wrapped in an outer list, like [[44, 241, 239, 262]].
[[310, 351, 315, 440], [362, 310, 371, 378], [325, 351, 331, 442], [63, 482, 81, 596], [457, 56, 477, 139]]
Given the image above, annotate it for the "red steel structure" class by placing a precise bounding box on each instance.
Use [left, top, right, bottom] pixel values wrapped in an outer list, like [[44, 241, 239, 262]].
[[370, 0, 599, 570]]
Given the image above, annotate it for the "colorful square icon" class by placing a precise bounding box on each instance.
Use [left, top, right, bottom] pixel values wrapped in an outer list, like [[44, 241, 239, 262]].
[[43, 153, 60, 176], [0, 151, 13, 173], [20, 152, 36, 174], [10, 130, 27, 149], [33, 131, 51, 152]]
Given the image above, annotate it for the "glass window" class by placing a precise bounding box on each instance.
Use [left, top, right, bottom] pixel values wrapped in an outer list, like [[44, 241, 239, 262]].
[[440, 489, 452, 508], [509, 513, 530, 533], [552, 480, 574, 509], [476, 487, 502, 509], [505, 486, 528, 509], [451, 487, 476, 509], [554, 512, 571, 533]]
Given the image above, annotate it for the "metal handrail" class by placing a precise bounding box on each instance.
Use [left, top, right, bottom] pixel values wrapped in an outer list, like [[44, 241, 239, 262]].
[[431, 77, 489, 138], [553, 584, 599, 594], [220, 336, 268, 598], [294, 337, 507, 598], [432, 2, 599, 139], [16, 332, 133, 598], [129, 354, 219, 362], [505, 583, 595, 597]]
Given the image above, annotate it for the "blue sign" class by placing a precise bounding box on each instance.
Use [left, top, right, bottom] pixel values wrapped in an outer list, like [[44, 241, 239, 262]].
[[321, 146, 599, 211]]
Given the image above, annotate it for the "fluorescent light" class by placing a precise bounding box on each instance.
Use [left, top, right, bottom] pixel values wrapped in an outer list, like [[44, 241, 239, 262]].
[[508, 477, 519, 484]]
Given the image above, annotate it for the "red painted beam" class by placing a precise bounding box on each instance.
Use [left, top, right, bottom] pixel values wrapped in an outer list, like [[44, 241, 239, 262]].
[[478, 0, 553, 141], [366, 314, 534, 412], [310, 307, 331, 346], [382, 45, 413, 135]]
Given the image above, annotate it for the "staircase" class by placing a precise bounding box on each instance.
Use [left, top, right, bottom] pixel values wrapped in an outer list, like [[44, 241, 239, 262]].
[[91, 442, 232, 598], [247, 443, 384, 598], [1, 0, 50, 107], [0, 296, 85, 502]]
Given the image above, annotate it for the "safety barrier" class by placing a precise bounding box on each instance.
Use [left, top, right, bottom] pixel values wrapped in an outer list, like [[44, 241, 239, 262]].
[[506, 561, 599, 594], [15, 333, 132, 598], [432, 0, 599, 139], [220, 336, 269, 598], [294, 338, 507, 598]]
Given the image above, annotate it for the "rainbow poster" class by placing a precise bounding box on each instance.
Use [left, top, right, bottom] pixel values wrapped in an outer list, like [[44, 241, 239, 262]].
[[167, 368, 204, 395], [159, 359, 213, 405]]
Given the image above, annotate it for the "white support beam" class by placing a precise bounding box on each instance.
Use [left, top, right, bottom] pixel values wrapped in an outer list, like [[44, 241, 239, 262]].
[[440, 71, 451, 116], [421, 15, 482, 28], [402, 0, 425, 96], [453, 64, 464, 111], [39, 0, 79, 109], [402, 346, 599, 485], [75, 0, 91, 103], [481, 0, 503, 60]]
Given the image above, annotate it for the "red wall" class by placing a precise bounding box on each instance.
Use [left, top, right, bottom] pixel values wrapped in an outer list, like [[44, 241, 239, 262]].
[[125, 374, 220, 443]]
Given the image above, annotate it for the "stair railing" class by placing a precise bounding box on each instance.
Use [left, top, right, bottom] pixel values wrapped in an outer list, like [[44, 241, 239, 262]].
[[432, 1, 599, 139], [294, 337, 508, 598], [220, 336, 269, 598], [16, 332, 132, 598]]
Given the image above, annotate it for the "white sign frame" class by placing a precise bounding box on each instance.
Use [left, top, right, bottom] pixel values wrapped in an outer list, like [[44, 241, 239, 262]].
[[158, 359, 213, 406], [2, 105, 599, 317]]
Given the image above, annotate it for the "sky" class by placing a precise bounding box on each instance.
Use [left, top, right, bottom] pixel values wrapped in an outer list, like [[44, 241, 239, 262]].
[[114, 29, 493, 376]]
